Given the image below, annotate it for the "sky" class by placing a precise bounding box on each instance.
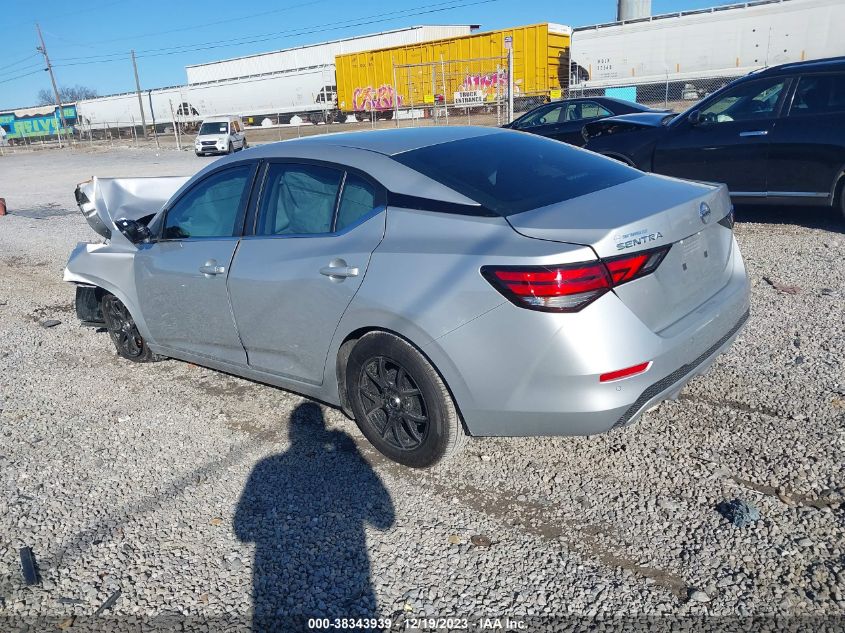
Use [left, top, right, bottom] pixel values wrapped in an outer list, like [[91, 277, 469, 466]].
[[0, 0, 739, 110]]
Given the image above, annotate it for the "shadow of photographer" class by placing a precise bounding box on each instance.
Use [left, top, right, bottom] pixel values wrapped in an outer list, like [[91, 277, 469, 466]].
[[234, 403, 395, 631]]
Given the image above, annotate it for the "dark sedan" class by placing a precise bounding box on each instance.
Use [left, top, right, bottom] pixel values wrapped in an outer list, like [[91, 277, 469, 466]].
[[583, 56, 845, 220], [503, 97, 670, 146]]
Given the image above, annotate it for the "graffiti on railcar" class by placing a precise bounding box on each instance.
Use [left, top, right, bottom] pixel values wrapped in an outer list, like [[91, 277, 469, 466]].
[[352, 85, 403, 112], [0, 105, 78, 140]]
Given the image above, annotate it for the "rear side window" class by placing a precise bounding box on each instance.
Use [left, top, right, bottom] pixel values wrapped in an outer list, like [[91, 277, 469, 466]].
[[163, 165, 251, 239], [789, 74, 845, 116], [565, 101, 612, 121], [258, 163, 342, 235], [337, 174, 378, 231], [393, 132, 641, 216]]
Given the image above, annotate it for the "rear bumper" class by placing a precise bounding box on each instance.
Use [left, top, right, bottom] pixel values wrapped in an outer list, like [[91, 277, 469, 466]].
[[425, 242, 750, 437]]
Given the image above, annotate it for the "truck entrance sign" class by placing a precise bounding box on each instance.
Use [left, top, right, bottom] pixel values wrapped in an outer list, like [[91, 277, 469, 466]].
[[454, 90, 486, 106]]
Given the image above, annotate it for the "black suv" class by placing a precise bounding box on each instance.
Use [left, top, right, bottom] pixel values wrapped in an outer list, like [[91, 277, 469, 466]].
[[583, 56, 845, 219]]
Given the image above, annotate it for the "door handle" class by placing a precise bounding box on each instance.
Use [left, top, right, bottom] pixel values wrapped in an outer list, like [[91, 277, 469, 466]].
[[320, 263, 359, 279], [738, 130, 768, 137], [199, 260, 226, 276]]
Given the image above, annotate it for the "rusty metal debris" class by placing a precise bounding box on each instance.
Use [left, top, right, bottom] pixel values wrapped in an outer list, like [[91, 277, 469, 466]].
[[762, 277, 801, 295]]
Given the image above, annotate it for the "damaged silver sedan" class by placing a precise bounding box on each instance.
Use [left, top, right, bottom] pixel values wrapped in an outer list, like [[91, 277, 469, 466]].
[[65, 128, 749, 467]]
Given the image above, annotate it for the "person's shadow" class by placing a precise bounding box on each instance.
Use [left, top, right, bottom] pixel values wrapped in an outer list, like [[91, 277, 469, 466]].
[[234, 403, 395, 631]]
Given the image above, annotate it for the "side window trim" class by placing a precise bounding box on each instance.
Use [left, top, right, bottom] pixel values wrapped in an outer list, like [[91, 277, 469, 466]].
[[156, 161, 259, 242], [249, 158, 387, 239], [696, 76, 792, 124]]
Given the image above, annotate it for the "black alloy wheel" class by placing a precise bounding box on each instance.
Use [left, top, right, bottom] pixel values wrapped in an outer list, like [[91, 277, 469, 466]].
[[346, 331, 466, 467], [101, 295, 160, 362], [358, 356, 429, 451]]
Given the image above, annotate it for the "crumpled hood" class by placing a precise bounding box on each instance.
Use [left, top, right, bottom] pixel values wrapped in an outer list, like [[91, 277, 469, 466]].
[[75, 176, 189, 240]]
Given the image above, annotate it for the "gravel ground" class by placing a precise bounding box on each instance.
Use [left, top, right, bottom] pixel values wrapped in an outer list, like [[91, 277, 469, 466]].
[[0, 146, 843, 631]]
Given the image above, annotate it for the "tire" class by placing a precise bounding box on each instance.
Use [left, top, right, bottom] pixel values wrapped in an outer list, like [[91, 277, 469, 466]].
[[346, 332, 466, 468], [195, 152, 202, 157], [837, 178, 845, 222], [101, 294, 162, 363]]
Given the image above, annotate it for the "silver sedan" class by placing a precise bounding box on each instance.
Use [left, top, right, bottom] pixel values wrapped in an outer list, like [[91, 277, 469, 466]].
[[65, 127, 750, 467]]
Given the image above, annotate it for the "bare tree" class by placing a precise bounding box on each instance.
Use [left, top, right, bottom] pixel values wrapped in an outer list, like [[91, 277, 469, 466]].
[[37, 85, 99, 105]]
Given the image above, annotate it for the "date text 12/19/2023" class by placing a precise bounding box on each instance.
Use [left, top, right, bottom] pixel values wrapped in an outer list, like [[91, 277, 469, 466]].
[[307, 617, 528, 630]]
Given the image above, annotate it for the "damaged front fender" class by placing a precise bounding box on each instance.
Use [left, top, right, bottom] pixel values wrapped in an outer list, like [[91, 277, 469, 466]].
[[75, 176, 188, 241]]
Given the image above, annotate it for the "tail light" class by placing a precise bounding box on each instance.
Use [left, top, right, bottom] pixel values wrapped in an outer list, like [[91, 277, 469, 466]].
[[481, 245, 670, 313]]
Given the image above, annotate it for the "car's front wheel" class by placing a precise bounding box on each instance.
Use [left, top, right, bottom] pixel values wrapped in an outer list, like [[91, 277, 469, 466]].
[[347, 332, 466, 468], [101, 295, 161, 363]]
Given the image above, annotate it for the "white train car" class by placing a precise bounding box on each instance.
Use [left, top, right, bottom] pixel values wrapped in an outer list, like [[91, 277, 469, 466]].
[[76, 25, 474, 129], [570, 0, 845, 88]]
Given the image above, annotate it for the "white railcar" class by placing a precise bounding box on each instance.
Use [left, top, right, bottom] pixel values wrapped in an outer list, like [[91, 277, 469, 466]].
[[571, 0, 845, 88]]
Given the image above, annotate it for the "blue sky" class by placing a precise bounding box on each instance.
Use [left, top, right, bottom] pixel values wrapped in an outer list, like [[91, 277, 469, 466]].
[[1, 0, 737, 109]]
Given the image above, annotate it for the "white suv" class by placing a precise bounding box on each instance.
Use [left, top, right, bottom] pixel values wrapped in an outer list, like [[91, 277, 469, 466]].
[[195, 116, 247, 156]]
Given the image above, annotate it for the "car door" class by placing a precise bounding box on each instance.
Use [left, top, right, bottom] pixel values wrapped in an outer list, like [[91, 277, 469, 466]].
[[227, 161, 386, 384], [652, 75, 790, 194], [511, 103, 566, 139], [134, 162, 257, 364], [556, 100, 614, 145], [767, 72, 845, 197]]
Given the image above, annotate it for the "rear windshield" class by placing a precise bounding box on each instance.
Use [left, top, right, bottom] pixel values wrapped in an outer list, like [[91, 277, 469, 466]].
[[392, 131, 641, 216]]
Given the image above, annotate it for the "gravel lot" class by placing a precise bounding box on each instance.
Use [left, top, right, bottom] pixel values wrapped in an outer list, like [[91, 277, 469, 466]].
[[0, 146, 843, 631]]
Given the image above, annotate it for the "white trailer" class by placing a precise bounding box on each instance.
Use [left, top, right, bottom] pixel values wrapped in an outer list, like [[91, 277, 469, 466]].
[[570, 0, 845, 88]]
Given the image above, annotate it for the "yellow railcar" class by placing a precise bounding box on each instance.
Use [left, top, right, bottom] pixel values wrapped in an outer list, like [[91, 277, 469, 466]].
[[335, 23, 571, 115]]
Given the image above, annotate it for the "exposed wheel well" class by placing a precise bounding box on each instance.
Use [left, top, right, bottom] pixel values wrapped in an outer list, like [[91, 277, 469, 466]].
[[335, 327, 470, 435], [834, 171, 845, 205], [74, 284, 110, 324]]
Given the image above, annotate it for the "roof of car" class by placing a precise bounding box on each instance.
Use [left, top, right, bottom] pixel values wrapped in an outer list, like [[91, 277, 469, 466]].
[[248, 125, 504, 157], [759, 55, 845, 76], [201, 115, 240, 122]]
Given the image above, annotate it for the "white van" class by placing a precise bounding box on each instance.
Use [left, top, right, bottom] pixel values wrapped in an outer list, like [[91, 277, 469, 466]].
[[194, 115, 247, 156]]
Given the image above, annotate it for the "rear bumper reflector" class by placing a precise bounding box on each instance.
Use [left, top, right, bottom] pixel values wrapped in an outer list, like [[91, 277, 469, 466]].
[[600, 361, 652, 383]]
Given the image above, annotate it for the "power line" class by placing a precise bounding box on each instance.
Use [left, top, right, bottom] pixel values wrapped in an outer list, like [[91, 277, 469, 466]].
[[0, 69, 45, 86], [92, 0, 322, 46], [54, 0, 475, 62], [52, 0, 492, 64], [0, 53, 40, 72]]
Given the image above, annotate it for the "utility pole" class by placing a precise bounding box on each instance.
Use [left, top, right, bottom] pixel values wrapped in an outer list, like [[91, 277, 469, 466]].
[[130, 50, 148, 139], [35, 22, 69, 147]]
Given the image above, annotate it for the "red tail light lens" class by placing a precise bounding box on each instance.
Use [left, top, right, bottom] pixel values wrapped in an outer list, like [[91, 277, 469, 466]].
[[600, 361, 652, 382], [482, 245, 670, 313], [482, 263, 611, 312]]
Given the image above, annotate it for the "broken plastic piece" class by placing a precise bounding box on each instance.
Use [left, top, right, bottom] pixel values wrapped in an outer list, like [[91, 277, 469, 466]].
[[19, 547, 38, 585]]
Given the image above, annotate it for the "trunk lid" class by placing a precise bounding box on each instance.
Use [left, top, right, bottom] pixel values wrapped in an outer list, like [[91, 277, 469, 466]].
[[75, 176, 189, 239], [507, 174, 735, 332]]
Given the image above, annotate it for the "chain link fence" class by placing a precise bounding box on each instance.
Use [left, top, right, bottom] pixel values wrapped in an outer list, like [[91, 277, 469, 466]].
[[566, 73, 741, 111], [383, 56, 553, 127]]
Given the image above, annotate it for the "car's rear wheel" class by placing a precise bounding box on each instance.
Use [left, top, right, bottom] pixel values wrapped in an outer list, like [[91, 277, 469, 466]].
[[101, 295, 161, 363], [347, 332, 466, 468]]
